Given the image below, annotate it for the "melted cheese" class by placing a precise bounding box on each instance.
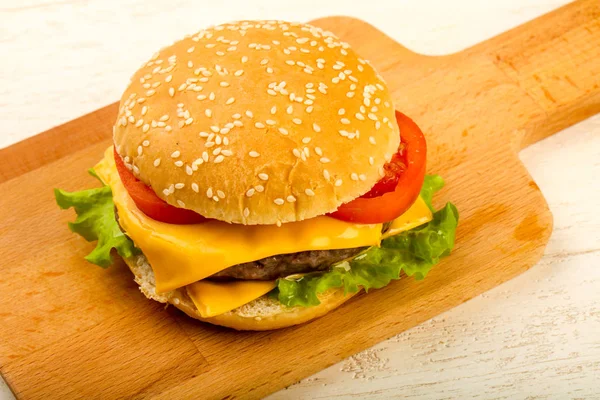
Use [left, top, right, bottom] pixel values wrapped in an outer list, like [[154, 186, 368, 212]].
[[95, 148, 383, 293], [187, 280, 276, 318], [383, 196, 432, 238]]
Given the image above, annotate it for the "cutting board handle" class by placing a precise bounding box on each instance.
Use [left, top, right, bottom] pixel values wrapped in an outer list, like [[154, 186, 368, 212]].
[[472, 0, 600, 149]]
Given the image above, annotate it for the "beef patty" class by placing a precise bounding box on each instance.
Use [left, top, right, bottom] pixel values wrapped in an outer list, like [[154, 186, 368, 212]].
[[210, 247, 366, 280]]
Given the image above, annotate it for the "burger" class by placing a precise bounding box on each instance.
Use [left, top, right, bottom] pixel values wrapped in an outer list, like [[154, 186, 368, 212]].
[[55, 20, 458, 330]]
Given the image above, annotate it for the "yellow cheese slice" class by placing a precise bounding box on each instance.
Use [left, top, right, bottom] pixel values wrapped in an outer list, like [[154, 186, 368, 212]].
[[382, 196, 432, 239], [95, 147, 384, 293], [187, 280, 276, 318]]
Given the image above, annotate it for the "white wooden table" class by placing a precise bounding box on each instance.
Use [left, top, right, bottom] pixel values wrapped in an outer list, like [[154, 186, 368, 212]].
[[1, 0, 599, 398]]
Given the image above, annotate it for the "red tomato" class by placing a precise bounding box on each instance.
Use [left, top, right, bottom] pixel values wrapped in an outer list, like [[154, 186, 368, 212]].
[[113, 148, 208, 224], [329, 111, 427, 224]]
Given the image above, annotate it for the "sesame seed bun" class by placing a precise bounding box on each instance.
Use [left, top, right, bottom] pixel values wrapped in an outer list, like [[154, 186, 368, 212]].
[[113, 20, 399, 225], [125, 253, 358, 330]]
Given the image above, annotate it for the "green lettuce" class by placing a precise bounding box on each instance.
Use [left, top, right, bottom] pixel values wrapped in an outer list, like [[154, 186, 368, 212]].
[[276, 175, 458, 307], [54, 170, 138, 267]]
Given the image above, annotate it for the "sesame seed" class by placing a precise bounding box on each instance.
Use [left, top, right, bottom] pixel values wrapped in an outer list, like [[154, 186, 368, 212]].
[[255, 185, 265, 192], [232, 113, 241, 119], [135, 119, 144, 127], [154, 158, 161, 167], [168, 184, 175, 194], [142, 124, 150, 132], [375, 121, 381, 130], [292, 148, 302, 158], [305, 188, 315, 196], [220, 81, 230, 87], [341, 118, 350, 125], [369, 157, 374, 165], [305, 106, 313, 113], [185, 117, 193, 125], [274, 198, 285, 205], [217, 190, 225, 199], [165, 125, 172, 132], [220, 127, 230, 134], [213, 196, 219, 202], [169, 88, 175, 97], [315, 147, 323, 156], [266, 67, 274, 73], [202, 151, 209, 162], [278, 127, 288, 135], [214, 155, 225, 163], [174, 160, 184, 167], [160, 114, 169, 121], [369, 136, 377, 144], [258, 173, 269, 181], [243, 208, 250, 218], [287, 105, 293, 114], [320, 157, 330, 163], [241, 56, 248, 63], [271, 106, 277, 114], [266, 119, 276, 126], [359, 174, 367, 181], [323, 169, 330, 180], [312, 123, 321, 133], [142, 140, 150, 147], [226, 97, 235, 105], [286, 195, 297, 203], [246, 110, 253, 118], [141, 106, 148, 115], [267, 89, 277, 96], [356, 113, 365, 120], [171, 150, 181, 158], [255, 122, 265, 128], [206, 188, 213, 198], [249, 151, 260, 158], [213, 147, 221, 155], [137, 146, 143, 156], [292, 118, 302, 125], [347, 92, 355, 98], [146, 89, 156, 96], [351, 173, 359, 181], [246, 188, 255, 197], [162, 189, 170, 196], [285, 60, 295, 66], [187, 46, 195, 53], [209, 92, 216, 100], [335, 179, 343, 187], [338, 108, 345, 115], [302, 137, 311, 144], [175, 183, 185, 189]]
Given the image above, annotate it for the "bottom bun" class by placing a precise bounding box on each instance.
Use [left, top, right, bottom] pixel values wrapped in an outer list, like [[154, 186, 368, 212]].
[[123, 254, 358, 331]]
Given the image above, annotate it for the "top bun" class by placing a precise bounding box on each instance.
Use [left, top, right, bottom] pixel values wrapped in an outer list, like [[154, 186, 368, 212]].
[[113, 20, 399, 225]]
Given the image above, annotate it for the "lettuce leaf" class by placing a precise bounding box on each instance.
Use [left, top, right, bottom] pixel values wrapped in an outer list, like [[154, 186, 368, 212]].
[[276, 175, 458, 307], [54, 171, 138, 267]]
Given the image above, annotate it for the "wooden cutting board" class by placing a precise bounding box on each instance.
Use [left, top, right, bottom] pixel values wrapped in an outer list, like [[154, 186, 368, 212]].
[[1, 1, 599, 398]]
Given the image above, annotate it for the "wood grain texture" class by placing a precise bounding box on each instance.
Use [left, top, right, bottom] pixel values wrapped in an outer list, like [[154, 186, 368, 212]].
[[1, 1, 599, 398]]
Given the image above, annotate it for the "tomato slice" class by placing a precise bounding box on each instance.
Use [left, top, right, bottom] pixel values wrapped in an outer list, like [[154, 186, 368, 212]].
[[329, 111, 427, 224], [113, 148, 208, 224]]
